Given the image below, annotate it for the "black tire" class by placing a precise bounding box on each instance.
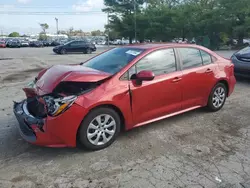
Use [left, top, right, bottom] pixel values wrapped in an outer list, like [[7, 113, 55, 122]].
[[207, 83, 227, 112], [84, 48, 92, 54], [60, 49, 67, 55], [78, 107, 121, 150]]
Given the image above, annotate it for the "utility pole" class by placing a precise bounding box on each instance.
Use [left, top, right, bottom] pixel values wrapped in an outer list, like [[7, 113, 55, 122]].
[[107, 12, 110, 48], [55, 17, 58, 38]]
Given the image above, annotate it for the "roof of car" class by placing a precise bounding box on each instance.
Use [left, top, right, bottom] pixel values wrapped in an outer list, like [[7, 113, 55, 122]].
[[125, 43, 201, 49]]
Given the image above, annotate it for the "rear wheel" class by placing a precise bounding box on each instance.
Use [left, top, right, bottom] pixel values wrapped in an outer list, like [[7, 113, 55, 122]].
[[78, 107, 121, 150], [207, 83, 227, 112], [84, 48, 92, 54]]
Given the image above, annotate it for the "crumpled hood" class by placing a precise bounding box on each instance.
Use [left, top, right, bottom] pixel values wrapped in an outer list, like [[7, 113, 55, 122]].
[[35, 65, 111, 94]]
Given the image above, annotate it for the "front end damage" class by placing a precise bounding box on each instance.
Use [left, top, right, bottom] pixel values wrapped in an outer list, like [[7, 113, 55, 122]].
[[13, 77, 110, 147]]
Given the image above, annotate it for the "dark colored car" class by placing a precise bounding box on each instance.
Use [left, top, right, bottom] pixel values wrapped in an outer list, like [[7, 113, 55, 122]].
[[231, 46, 250, 78], [51, 41, 61, 46], [42, 41, 52, 47], [30, 41, 44, 47], [8, 40, 21, 48], [0, 41, 6, 48], [14, 44, 236, 150], [53, 40, 96, 55]]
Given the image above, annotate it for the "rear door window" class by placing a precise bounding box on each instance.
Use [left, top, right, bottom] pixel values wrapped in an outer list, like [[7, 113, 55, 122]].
[[178, 48, 203, 69]]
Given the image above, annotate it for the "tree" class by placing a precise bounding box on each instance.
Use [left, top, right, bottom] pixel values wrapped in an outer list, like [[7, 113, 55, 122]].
[[218, 0, 250, 45], [39, 33, 48, 41], [103, 0, 145, 43], [102, 0, 250, 48], [8, 32, 20, 37], [91, 30, 103, 36], [39, 23, 49, 33]]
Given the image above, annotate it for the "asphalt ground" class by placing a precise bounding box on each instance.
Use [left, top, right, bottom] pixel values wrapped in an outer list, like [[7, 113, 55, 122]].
[[0, 47, 250, 188]]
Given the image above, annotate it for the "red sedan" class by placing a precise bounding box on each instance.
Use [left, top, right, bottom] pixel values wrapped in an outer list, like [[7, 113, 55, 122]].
[[14, 44, 236, 150], [0, 41, 6, 48]]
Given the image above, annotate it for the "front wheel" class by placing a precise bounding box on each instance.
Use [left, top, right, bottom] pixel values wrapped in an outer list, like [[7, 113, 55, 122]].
[[207, 83, 227, 112], [60, 49, 67, 55], [78, 107, 121, 150]]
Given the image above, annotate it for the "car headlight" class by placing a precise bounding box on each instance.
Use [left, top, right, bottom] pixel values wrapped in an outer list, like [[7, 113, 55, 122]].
[[43, 95, 77, 117]]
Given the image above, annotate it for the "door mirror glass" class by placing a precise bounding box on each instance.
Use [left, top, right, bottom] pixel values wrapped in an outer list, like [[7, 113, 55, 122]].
[[135, 70, 155, 81]]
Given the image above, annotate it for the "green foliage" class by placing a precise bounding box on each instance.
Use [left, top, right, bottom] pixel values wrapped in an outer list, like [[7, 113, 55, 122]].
[[8, 32, 20, 37], [39, 33, 47, 41], [39, 23, 49, 33], [91, 30, 104, 36], [103, 0, 250, 48]]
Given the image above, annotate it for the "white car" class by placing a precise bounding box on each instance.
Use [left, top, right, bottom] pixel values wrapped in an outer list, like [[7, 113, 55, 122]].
[[243, 39, 250, 45]]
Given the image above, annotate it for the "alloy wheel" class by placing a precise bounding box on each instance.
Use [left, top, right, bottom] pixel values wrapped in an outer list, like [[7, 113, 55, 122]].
[[87, 114, 116, 146], [212, 86, 226, 108]]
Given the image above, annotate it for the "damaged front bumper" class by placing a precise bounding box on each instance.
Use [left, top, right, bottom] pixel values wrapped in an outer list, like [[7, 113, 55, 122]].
[[13, 100, 45, 143]]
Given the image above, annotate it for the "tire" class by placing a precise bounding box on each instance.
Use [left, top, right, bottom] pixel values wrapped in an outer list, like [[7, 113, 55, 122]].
[[207, 83, 227, 112], [84, 48, 92, 54], [78, 107, 121, 150], [60, 49, 67, 55]]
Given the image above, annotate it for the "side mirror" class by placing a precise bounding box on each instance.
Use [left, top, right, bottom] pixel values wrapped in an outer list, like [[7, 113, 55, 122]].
[[136, 70, 155, 81]]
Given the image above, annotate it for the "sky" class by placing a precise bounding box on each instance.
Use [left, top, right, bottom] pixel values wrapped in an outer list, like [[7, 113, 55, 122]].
[[0, 0, 107, 35]]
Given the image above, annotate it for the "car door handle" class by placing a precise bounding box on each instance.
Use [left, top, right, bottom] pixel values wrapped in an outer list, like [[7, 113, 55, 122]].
[[172, 77, 182, 83], [205, 68, 213, 73]]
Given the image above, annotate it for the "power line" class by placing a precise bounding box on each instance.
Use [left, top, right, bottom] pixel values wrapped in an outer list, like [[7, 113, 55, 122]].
[[0, 11, 105, 15], [0, 5, 79, 8]]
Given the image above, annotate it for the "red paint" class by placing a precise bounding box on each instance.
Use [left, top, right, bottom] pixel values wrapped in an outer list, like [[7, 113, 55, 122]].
[[136, 70, 155, 81], [0, 43, 6, 48], [20, 44, 236, 147]]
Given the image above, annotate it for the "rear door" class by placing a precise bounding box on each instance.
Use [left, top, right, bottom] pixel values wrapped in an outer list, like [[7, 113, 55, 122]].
[[127, 48, 183, 125], [78, 41, 87, 52], [176, 47, 218, 109]]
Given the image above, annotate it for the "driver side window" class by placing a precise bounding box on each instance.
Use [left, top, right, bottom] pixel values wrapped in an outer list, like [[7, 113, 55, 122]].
[[70, 42, 79, 47], [121, 48, 177, 80]]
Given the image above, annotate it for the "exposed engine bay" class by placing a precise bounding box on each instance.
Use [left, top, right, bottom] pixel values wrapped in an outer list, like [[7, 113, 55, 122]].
[[24, 77, 111, 119]]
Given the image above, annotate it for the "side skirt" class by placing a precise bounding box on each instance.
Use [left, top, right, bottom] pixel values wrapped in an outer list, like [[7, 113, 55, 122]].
[[133, 106, 202, 128]]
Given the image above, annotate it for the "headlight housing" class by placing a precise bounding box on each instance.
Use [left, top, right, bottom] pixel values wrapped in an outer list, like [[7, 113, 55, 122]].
[[43, 95, 77, 117]]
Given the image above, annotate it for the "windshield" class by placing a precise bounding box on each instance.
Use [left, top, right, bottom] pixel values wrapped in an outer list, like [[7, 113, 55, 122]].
[[237, 46, 250, 55], [82, 47, 145, 74]]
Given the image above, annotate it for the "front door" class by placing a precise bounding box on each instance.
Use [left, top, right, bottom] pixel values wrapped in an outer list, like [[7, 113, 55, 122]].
[[128, 48, 183, 125], [67, 41, 79, 52]]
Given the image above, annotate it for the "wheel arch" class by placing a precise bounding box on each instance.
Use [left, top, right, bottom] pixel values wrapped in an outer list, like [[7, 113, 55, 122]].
[[217, 79, 229, 96], [76, 103, 126, 145]]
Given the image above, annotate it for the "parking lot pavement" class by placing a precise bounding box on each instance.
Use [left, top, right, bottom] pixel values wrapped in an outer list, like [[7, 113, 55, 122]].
[[0, 48, 250, 188]]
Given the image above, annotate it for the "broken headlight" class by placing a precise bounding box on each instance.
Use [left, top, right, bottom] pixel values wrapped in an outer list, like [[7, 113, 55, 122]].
[[43, 95, 77, 117]]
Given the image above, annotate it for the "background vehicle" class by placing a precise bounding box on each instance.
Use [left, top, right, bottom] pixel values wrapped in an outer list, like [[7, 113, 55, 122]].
[[231, 46, 250, 78], [8, 40, 21, 48], [243, 39, 250, 46], [14, 44, 235, 151], [51, 41, 61, 46], [29, 41, 44, 47], [0, 41, 6, 48], [53, 40, 96, 54], [42, 40, 52, 47], [21, 40, 29, 47]]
